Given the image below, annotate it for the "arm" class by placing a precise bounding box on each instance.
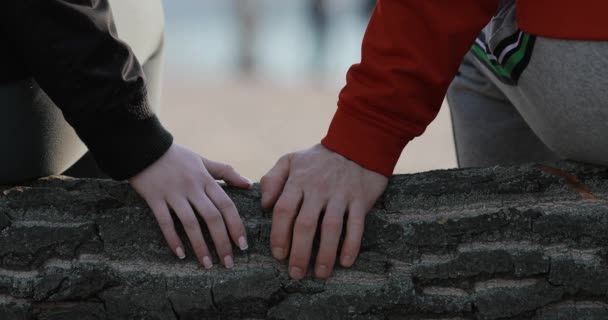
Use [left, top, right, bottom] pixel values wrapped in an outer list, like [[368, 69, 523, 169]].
[[262, 0, 500, 280], [0, 0, 170, 180], [0, 0, 253, 268], [322, 0, 500, 176]]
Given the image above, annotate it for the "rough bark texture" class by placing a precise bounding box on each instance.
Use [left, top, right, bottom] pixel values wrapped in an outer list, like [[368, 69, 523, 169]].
[[0, 162, 607, 320]]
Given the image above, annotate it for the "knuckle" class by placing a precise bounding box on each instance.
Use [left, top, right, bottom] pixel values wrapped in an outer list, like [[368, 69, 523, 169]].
[[314, 251, 329, 263], [191, 240, 206, 251], [202, 176, 217, 188], [218, 164, 234, 177], [259, 175, 273, 187], [192, 245, 209, 256], [203, 210, 223, 225], [216, 199, 234, 212], [346, 240, 362, 252], [319, 185, 331, 195], [295, 215, 317, 231], [269, 234, 285, 248], [323, 216, 343, 231], [270, 226, 288, 242], [345, 189, 361, 199], [349, 218, 365, 229], [273, 201, 294, 216], [305, 177, 329, 191], [308, 184, 329, 195], [156, 217, 174, 230], [341, 244, 358, 255], [218, 243, 233, 254], [182, 177, 200, 190], [210, 235, 231, 251], [291, 262, 306, 270], [182, 218, 200, 232]]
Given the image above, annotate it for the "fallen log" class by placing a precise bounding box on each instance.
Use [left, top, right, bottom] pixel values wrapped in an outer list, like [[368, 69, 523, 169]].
[[0, 162, 607, 320]]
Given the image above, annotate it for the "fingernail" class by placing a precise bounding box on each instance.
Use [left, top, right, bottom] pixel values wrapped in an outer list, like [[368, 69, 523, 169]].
[[317, 264, 328, 277], [289, 266, 304, 279], [342, 255, 354, 266], [224, 255, 234, 269], [245, 178, 253, 188], [202, 256, 213, 269], [238, 236, 249, 250], [272, 247, 285, 259], [176, 247, 186, 259]]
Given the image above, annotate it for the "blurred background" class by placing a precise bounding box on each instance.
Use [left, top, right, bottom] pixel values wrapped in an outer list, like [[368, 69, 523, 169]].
[[160, 0, 456, 181]]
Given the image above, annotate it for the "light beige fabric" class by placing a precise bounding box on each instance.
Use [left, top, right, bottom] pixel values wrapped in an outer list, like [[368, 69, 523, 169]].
[[109, 0, 165, 64]]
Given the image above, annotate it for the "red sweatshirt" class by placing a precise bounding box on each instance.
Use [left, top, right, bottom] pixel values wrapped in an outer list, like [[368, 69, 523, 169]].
[[321, 0, 608, 176]]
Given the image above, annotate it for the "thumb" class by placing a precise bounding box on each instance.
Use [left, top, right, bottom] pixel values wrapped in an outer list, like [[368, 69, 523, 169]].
[[202, 158, 252, 189], [260, 154, 291, 209]]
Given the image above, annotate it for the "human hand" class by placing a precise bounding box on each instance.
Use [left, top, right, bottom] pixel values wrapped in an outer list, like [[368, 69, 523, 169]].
[[261, 144, 388, 280], [129, 144, 252, 269]]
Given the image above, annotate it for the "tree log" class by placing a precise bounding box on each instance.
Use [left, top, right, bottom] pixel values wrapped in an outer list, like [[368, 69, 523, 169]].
[[0, 162, 607, 319]]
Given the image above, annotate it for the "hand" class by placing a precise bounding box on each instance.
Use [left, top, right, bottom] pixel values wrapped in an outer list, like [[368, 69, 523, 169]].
[[129, 144, 252, 269], [261, 144, 388, 280]]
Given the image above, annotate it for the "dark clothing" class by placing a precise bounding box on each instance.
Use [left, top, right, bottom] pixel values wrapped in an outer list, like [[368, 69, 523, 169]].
[[0, 0, 173, 180]]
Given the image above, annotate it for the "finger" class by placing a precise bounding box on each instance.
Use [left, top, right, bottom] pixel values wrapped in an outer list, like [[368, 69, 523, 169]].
[[203, 158, 252, 189], [189, 194, 234, 268], [167, 197, 213, 269], [206, 182, 248, 250], [148, 200, 186, 260], [270, 183, 302, 260], [260, 155, 291, 209], [340, 201, 368, 268], [315, 198, 347, 279], [288, 194, 325, 280]]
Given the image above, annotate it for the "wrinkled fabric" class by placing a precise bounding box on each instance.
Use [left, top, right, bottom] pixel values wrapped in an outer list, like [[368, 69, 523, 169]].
[[0, 0, 172, 180], [322, 0, 608, 176]]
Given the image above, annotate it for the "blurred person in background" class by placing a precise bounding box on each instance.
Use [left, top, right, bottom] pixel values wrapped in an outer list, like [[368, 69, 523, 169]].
[[235, 0, 257, 75], [309, 0, 329, 71], [363, 0, 376, 17], [0, 0, 251, 270], [262, 0, 608, 280]]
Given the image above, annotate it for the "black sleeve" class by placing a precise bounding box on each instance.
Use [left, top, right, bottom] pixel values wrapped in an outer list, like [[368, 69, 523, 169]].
[[0, 0, 173, 180]]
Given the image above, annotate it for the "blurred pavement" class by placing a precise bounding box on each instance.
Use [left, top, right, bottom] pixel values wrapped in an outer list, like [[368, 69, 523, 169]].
[[162, 74, 456, 181]]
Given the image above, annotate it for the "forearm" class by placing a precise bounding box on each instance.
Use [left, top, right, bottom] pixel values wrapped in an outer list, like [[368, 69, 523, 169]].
[[322, 0, 500, 176], [0, 0, 173, 180]]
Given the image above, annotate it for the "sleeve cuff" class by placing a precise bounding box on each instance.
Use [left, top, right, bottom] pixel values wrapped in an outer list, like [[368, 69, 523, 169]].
[[81, 114, 173, 181], [321, 107, 411, 177]]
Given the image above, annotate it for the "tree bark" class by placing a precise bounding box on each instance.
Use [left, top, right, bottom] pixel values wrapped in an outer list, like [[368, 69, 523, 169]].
[[0, 162, 607, 319]]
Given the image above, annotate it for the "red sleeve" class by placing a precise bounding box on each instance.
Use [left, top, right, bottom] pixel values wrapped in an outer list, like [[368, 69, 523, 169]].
[[321, 0, 500, 176]]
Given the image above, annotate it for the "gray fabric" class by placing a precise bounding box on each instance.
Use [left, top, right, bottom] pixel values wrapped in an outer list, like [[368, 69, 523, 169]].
[[0, 1, 165, 183], [482, 0, 517, 46], [447, 52, 559, 168], [448, 2, 608, 168], [0, 80, 87, 182]]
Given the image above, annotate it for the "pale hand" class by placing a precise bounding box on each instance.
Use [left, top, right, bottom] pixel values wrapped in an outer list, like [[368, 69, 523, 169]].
[[260, 144, 388, 280], [129, 144, 252, 269]]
